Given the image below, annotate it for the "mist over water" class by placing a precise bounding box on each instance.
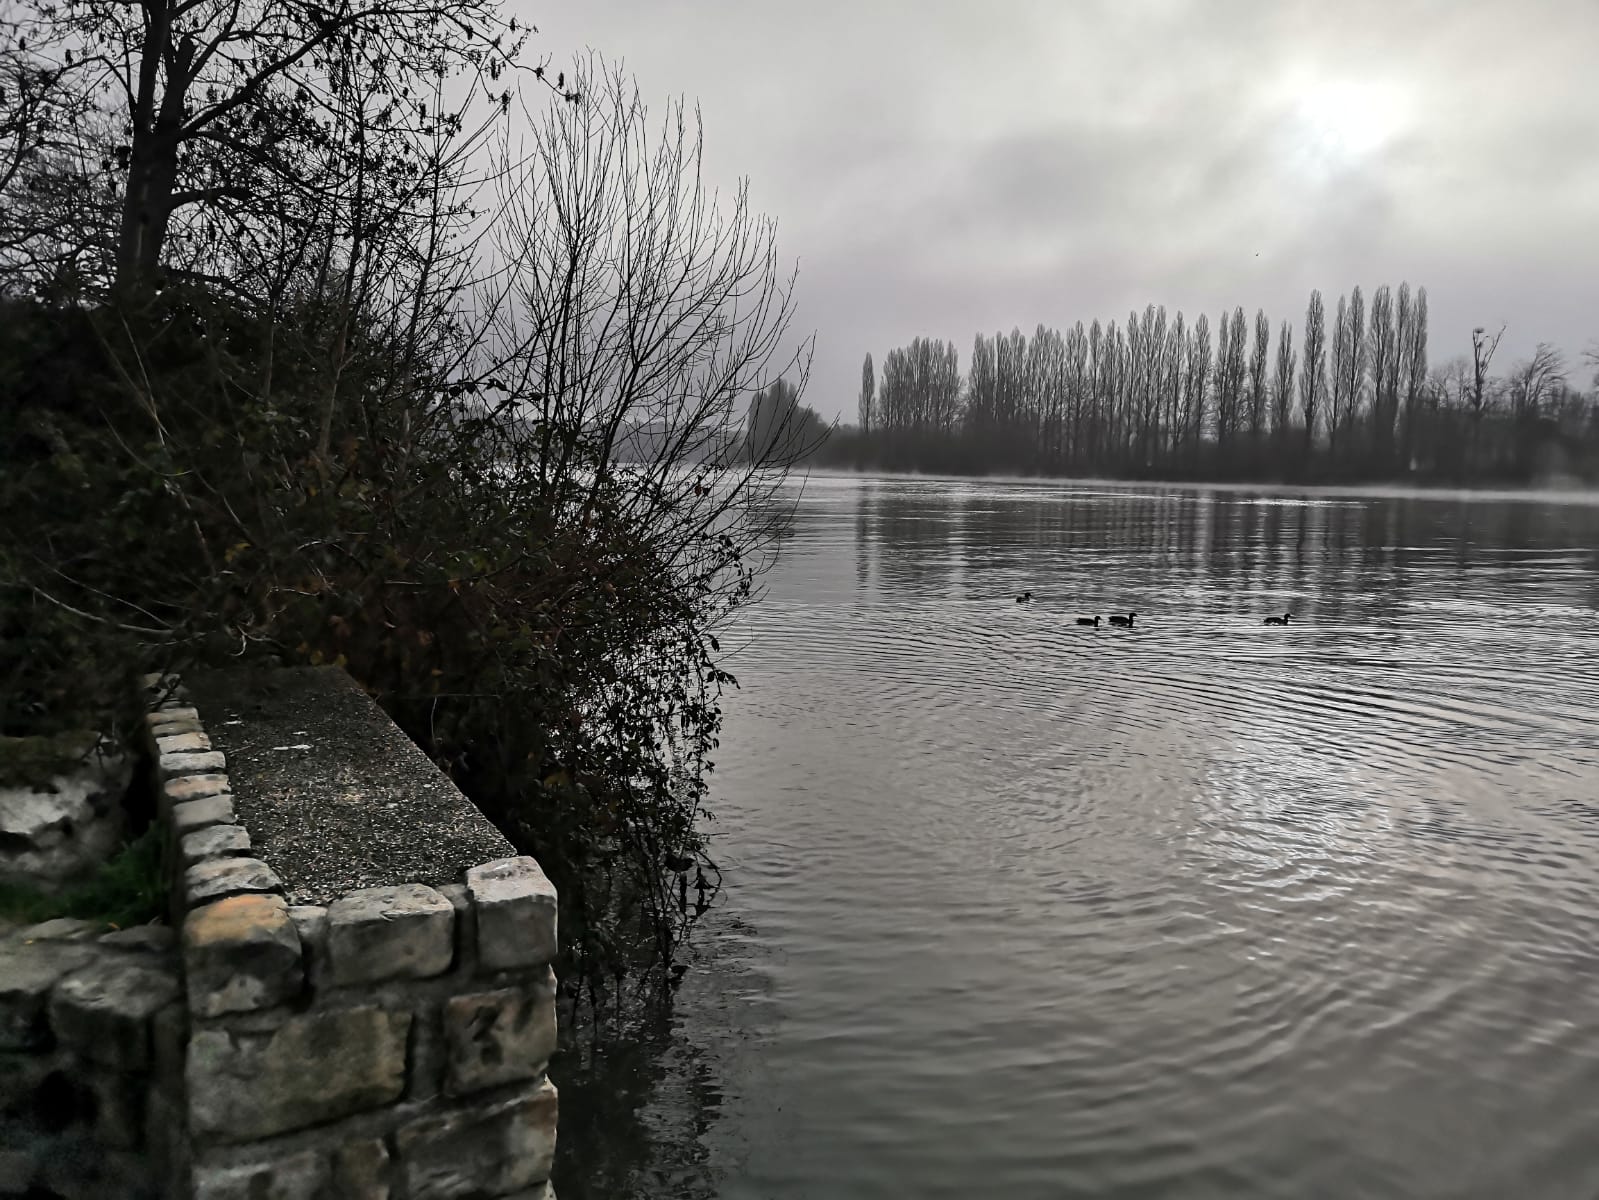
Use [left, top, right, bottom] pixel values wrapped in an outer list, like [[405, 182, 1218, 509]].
[[558, 472, 1599, 1200]]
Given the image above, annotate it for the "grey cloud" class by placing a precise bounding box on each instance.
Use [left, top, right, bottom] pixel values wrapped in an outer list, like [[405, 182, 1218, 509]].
[[532, 0, 1599, 419]]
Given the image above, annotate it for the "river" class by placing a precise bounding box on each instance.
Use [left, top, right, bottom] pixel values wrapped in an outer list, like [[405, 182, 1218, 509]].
[[557, 472, 1599, 1200]]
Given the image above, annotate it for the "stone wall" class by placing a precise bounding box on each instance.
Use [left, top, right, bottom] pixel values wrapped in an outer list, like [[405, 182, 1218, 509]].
[[1, 669, 560, 1199], [0, 917, 182, 1199]]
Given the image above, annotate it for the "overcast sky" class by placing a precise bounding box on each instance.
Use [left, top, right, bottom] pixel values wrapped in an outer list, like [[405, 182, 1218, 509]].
[[527, 0, 1598, 422]]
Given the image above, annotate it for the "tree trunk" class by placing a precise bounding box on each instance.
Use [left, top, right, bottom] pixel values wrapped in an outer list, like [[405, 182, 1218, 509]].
[[115, 12, 193, 292]]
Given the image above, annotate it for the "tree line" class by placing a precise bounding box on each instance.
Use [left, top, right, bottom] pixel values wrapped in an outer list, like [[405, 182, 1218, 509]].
[[821, 285, 1599, 485]]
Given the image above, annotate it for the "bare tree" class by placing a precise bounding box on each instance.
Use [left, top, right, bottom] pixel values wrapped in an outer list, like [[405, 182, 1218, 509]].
[[1367, 283, 1397, 464], [1247, 307, 1270, 443], [1328, 285, 1366, 457], [859, 352, 874, 435], [1, 0, 569, 295], [1346, 284, 1367, 440], [1469, 323, 1506, 467], [1184, 313, 1211, 455], [474, 59, 813, 610], [1300, 289, 1326, 453], [1213, 305, 1247, 454], [1163, 311, 1184, 462], [1400, 286, 1429, 467], [1272, 318, 1296, 445], [1330, 293, 1349, 456], [1510, 343, 1564, 424], [1508, 342, 1566, 475]]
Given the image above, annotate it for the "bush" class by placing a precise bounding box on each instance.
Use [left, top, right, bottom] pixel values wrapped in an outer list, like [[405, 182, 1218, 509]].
[[1, 57, 807, 1008]]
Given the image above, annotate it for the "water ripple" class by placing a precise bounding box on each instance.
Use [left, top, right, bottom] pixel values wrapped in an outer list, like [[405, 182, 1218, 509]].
[[566, 475, 1599, 1200]]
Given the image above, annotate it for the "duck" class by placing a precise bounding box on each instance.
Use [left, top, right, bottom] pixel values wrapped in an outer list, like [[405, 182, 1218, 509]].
[[1075, 615, 1100, 627], [1263, 612, 1293, 626], [1108, 612, 1136, 627], [1015, 591, 1034, 603]]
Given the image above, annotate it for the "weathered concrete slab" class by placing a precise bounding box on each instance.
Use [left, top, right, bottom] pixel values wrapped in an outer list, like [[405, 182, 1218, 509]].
[[184, 668, 514, 905]]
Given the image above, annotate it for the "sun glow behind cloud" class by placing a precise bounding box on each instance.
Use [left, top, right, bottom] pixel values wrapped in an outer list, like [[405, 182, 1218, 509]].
[[1280, 74, 1413, 179]]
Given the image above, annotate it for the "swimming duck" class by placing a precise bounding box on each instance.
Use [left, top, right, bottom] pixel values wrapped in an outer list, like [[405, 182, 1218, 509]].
[[1016, 591, 1034, 603], [1075, 615, 1100, 627], [1108, 612, 1136, 627], [1263, 612, 1292, 626]]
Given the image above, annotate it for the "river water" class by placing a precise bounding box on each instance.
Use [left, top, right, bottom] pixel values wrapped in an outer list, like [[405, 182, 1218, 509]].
[[557, 473, 1599, 1200]]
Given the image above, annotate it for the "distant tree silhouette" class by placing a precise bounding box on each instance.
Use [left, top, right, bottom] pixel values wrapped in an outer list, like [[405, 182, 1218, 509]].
[[814, 279, 1598, 486], [859, 353, 875, 436], [1248, 308, 1270, 447], [1301, 290, 1327, 457], [746, 378, 826, 462], [1273, 318, 1296, 451]]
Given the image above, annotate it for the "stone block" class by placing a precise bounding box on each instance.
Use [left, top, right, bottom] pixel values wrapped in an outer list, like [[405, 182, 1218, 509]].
[[333, 1137, 392, 1200], [187, 1005, 410, 1141], [185, 856, 281, 907], [48, 957, 180, 1070], [183, 893, 303, 1017], [466, 857, 558, 971], [396, 1078, 558, 1199], [179, 823, 252, 869], [327, 884, 454, 986], [444, 969, 558, 1096], [146, 706, 201, 731], [163, 774, 232, 806], [171, 794, 236, 836], [192, 1148, 330, 1200], [98, 925, 177, 954], [155, 730, 213, 756], [159, 749, 227, 779]]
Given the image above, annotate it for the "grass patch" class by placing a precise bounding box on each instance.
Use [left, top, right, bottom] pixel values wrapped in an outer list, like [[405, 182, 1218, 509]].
[[0, 826, 165, 930]]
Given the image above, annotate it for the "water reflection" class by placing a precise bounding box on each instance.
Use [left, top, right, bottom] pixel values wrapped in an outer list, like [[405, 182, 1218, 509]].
[[563, 473, 1599, 1200]]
